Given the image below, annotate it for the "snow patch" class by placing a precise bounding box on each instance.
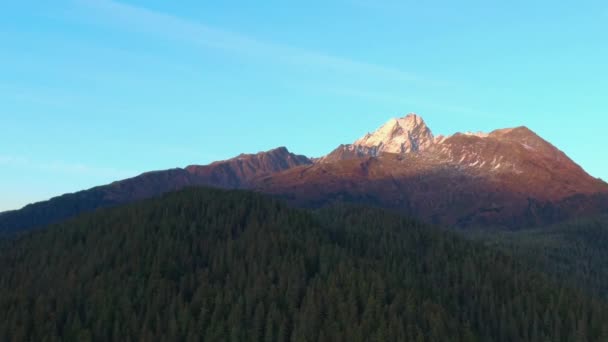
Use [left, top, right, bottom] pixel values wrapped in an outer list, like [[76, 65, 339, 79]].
[[521, 143, 535, 151], [464, 131, 489, 138]]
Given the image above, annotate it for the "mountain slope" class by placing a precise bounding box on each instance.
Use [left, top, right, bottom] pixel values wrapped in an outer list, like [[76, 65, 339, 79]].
[[320, 114, 434, 163], [1, 187, 606, 341], [2, 113, 607, 232], [258, 115, 608, 228], [354, 114, 435, 153], [0, 147, 311, 234], [186, 146, 312, 188]]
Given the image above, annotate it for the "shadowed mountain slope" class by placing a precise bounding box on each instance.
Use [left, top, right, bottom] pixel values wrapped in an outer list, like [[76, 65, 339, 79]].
[[0, 147, 311, 234]]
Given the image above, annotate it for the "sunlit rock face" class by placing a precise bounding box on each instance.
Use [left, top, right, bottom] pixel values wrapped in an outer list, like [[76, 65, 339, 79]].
[[353, 113, 435, 154]]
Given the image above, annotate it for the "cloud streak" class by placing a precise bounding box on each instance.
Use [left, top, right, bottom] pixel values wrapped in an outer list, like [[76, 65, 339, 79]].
[[76, 0, 442, 85]]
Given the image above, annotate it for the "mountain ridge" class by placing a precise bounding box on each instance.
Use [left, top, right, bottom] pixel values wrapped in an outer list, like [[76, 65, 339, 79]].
[[0, 147, 312, 233], [1, 113, 607, 232], [259, 114, 608, 227]]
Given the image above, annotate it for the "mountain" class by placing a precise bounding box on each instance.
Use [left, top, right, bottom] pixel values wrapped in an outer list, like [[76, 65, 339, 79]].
[[257, 114, 608, 228], [0, 147, 312, 234], [186, 146, 312, 188], [320, 114, 434, 163], [2, 113, 607, 233], [1, 186, 606, 341], [354, 114, 436, 153]]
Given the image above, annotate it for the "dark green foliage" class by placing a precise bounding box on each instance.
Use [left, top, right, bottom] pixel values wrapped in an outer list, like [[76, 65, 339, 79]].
[[0, 187, 113, 235], [0, 187, 606, 341], [467, 215, 608, 300]]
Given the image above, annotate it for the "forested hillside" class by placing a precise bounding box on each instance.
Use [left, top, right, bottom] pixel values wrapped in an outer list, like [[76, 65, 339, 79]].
[[468, 215, 608, 301], [0, 187, 606, 341]]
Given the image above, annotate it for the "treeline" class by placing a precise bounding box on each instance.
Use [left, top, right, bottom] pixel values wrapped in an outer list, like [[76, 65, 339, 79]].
[[0, 187, 606, 341]]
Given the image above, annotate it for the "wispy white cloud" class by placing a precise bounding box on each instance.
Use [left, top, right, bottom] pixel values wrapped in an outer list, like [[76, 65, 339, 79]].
[[0, 155, 134, 179], [75, 0, 443, 85]]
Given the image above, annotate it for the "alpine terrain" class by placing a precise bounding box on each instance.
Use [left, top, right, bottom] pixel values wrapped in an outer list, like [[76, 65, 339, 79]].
[[1, 113, 607, 233]]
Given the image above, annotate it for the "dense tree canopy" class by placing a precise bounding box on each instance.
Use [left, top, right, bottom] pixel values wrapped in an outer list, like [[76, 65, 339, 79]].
[[0, 187, 606, 341], [468, 215, 608, 301]]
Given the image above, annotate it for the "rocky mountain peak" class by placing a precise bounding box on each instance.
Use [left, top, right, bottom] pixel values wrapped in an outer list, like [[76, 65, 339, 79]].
[[354, 113, 435, 154], [2, 111, 608, 233]]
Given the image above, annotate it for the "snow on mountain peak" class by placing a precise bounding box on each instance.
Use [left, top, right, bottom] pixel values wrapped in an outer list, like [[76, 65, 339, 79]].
[[353, 113, 435, 154]]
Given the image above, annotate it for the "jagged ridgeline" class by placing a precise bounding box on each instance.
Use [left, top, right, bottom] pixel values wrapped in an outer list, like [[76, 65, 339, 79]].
[[0, 187, 607, 341]]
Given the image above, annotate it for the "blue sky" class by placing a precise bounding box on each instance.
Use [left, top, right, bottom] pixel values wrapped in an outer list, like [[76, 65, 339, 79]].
[[1, 0, 607, 211]]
